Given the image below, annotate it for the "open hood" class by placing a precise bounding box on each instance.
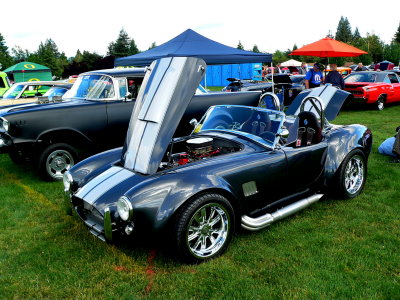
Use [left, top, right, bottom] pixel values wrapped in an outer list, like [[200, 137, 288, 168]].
[[122, 57, 206, 175], [286, 85, 350, 121]]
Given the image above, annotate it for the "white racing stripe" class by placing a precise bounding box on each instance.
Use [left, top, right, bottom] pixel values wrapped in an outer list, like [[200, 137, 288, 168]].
[[76, 167, 133, 205]]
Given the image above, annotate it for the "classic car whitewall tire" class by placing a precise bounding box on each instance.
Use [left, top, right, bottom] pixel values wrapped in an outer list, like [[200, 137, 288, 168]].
[[376, 96, 385, 111], [335, 149, 366, 199], [174, 193, 234, 262], [38, 143, 78, 181]]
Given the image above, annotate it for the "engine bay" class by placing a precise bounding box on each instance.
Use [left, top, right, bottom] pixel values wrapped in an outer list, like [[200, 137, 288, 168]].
[[159, 136, 242, 171]]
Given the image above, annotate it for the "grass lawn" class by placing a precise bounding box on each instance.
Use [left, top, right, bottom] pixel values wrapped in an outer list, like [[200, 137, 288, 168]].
[[0, 105, 399, 299]]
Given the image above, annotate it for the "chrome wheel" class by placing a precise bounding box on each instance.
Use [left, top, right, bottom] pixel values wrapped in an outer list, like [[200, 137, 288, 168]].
[[344, 155, 364, 195], [186, 203, 230, 259], [46, 149, 74, 180], [376, 97, 384, 110]]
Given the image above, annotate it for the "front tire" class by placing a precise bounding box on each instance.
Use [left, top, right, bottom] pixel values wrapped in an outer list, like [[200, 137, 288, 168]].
[[38, 143, 77, 181], [335, 149, 367, 199], [174, 193, 234, 262]]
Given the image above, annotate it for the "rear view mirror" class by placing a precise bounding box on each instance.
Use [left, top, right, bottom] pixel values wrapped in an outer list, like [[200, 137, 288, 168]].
[[279, 128, 289, 138], [189, 118, 198, 128]]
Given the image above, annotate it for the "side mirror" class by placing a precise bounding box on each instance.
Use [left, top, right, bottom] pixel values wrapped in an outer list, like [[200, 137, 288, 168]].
[[189, 118, 198, 128]]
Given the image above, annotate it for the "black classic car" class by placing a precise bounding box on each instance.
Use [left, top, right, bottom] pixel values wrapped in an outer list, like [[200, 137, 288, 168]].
[[64, 57, 372, 262], [0, 68, 260, 180], [222, 74, 305, 106]]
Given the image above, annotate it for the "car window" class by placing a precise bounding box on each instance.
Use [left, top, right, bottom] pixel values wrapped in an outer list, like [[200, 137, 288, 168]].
[[388, 74, 399, 84], [1, 84, 24, 99], [43, 87, 69, 97], [116, 77, 128, 99], [383, 76, 391, 84], [0, 77, 5, 88], [67, 75, 115, 100], [196, 105, 285, 148], [344, 73, 377, 83]]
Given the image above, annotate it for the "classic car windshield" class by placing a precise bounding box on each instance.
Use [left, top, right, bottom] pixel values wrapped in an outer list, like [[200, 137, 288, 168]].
[[66, 75, 115, 100], [197, 105, 284, 146], [43, 87, 69, 97], [344, 73, 377, 83], [2, 84, 24, 99]]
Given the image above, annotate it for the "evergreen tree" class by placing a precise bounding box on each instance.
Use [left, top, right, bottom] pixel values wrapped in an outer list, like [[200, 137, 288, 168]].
[[0, 33, 13, 70], [148, 42, 157, 50], [30, 38, 67, 78], [11, 46, 30, 63], [74, 50, 83, 63], [108, 28, 139, 57], [252, 45, 260, 53], [128, 39, 139, 55], [335, 16, 353, 43], [393, 22, 400, 43], [237, 41, 244, 50]]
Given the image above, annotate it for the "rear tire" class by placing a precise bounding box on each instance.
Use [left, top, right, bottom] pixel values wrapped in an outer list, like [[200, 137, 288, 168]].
[[334, 149, 367, 199], [174, 193, 234, 263], [38, 143, 78, 181], [376, 95, 385, 111]]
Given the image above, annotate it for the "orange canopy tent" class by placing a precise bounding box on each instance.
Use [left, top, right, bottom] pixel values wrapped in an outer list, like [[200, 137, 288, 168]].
[[290, 37, 367, 57]]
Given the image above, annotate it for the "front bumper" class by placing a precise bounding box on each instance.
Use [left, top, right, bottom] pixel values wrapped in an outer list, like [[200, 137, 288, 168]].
[[65, 191, 134, 242]]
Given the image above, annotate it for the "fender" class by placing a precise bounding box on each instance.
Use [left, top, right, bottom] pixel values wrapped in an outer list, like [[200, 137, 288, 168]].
[[324, 124, 372, 180], [126, 172, 240, 231], [36, 127, 94, 147]]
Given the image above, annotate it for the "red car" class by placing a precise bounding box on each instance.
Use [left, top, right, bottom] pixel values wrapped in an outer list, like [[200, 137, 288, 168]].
[[344, 71, 400, 110]]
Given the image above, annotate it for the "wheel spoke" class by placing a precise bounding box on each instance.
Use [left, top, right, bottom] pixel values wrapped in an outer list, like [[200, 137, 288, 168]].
[[188, 231, 200, 242], [209, 215, 221, 227]]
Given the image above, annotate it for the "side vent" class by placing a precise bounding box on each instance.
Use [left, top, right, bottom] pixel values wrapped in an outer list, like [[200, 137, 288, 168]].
[[242, 181, 258, 197]]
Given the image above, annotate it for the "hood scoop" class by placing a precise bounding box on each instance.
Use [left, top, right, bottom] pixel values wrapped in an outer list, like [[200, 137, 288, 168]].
[[122, 57, 206, 175]]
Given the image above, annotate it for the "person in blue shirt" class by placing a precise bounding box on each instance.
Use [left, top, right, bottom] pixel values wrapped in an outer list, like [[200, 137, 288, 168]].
[[305, 63, 324, 89], [324, 64, 345, 89], [378, 126, 400, 163]]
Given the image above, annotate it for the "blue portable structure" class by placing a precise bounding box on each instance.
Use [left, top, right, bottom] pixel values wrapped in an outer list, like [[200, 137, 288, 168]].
[[200, 63, 263, 87], [114, 29, 271, 67]]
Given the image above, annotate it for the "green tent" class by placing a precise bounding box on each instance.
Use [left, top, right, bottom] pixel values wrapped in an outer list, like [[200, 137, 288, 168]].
[[3, 62, 52, 83]]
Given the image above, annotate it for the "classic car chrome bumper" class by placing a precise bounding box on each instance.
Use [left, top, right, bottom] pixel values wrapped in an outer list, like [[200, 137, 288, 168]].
[[0, 131, 12, 152], [65, 193, 114, 242]]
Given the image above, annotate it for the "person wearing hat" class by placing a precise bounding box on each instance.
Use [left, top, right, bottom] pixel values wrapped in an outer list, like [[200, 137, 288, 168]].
[[305, 63, 324, 89]]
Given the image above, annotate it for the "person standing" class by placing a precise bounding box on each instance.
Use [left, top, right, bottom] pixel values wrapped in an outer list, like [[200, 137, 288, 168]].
[[305, 63, 324, 89], [274, 63, 282, 74], [354, 62, 367, 71], [324, 64, 345, 89], [298, 62, 308, 75]]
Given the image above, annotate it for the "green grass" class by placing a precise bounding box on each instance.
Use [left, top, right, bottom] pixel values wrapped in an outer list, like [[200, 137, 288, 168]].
[[1, 106, 399, 299]]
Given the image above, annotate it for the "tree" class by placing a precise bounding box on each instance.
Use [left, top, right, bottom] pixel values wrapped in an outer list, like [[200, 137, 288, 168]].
[[393, 22, 400, 44], [252, 45, 260, 53], [30, 38, 67, 78], [335, 16, 353, 43], [0, 33, 13, 70], [148, 42, 157, 50], [108, 28, 139, 57], [11, 46, 30, 63], [237, 41, 244, 50]]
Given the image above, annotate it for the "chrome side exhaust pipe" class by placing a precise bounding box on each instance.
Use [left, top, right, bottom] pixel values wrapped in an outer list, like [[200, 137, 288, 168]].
[[241, 194, 324, 231]]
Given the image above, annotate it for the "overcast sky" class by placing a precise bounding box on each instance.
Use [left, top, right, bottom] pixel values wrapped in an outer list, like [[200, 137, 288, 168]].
[[1, 0, 399, 58]]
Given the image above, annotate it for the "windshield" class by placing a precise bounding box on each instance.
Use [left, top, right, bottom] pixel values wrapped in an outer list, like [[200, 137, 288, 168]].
[[2, 84, 24, 99], [43, 86, 69, 97], [196, 105, 285, 147], [344, 73, 377, 83], [65, 75, 115, 100]]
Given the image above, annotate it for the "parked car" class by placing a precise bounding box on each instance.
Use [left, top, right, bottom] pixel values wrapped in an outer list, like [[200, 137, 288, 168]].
[[222, 74, 306, 106], [64, 57, 372, 262], [0, 72, 11, 97], [0, 81, 72, 106], [344, 71, 400, 110], [324, 67, 352, 77], [0, 67, 260, 181]]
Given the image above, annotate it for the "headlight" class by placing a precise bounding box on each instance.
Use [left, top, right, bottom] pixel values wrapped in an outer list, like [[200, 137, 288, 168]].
[[63, 171, 73, 192], [117, 196, 133, 221], [1, 118, 9, 131]]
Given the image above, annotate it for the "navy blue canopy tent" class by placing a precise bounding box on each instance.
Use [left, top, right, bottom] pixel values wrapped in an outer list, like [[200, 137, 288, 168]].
[[115, 29, 272, 67]]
